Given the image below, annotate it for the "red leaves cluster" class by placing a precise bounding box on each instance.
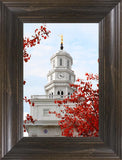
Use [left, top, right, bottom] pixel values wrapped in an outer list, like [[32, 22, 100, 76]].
[[85, 73, 99, 81], [23, 114, 36, 132], [23, 25, 51, 133], [23, 25, 51, 62], [23, 80, 26, 85], [51, 73, 99, 137], [23, 96, 35, 106]]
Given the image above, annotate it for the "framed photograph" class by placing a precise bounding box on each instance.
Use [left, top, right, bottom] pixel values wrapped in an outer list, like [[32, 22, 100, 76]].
[[23, 23, 99, 138], [0, 0, 121, 159]]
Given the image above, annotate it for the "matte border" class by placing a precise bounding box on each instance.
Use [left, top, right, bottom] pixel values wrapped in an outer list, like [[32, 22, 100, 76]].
[[0, 0, 121, 159]]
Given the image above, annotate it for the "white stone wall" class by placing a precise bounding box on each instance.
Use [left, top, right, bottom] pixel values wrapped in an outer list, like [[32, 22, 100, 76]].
[[30, 100, 61, 121], [26, 125, 62, 137]]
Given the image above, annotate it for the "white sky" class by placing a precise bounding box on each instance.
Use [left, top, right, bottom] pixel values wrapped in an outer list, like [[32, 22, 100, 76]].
[[23, 23, 98, 114]]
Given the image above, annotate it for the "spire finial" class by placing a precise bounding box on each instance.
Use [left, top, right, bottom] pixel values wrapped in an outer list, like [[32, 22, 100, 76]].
[[60, 35, 63, 50]]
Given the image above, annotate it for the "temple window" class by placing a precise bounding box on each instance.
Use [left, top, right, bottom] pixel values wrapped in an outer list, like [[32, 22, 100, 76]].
[[43, 109, 49, 117], [60, 58, 62, 66], [67, 60, 69, 68]]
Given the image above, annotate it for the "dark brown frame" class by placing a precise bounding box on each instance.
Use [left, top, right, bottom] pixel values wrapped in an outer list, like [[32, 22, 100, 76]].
[[0, 0, 122, 159]]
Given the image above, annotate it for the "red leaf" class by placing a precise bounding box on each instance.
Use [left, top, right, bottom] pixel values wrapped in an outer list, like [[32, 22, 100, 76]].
[[35, 29, 38, 32], [32, 102, 35, 106], [23, 81, 26, 85], [50, 72, 99, 137]]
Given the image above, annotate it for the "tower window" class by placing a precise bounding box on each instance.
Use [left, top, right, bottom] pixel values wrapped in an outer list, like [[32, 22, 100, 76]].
[[67, 60, 69, 68], [61, 91, 64, 95], [57, 91, 60, 95], [50, 75, 52, 81], [53, 60, 55, 68], [61, 91, 64, 98], [60, 58, 62, 66], [69, 75, 71, 80]]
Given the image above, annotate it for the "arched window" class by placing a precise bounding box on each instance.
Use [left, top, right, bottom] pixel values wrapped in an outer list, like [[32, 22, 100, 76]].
[[57, 91, 60, 95], [61, 91, 64, 98], [51, 92, 53, 98], [68, 92, 70, 98], [67, 60, 69, 68], [60, 58, 62, 66], [61, 91, 64, 95]]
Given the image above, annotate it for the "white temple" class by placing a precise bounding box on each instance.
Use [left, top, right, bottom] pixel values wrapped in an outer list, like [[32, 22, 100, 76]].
[[25, 36, 76, 137]]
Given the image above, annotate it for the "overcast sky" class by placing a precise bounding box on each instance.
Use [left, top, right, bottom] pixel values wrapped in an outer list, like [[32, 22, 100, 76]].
[[23, 23, 98, 115]]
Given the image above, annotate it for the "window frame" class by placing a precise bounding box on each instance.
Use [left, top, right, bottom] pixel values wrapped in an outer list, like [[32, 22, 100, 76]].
[[43, 109, 50, 117], [0, 0, 122, 159], [67, 59, 69, 68], [60, 58, 62, 66], [53, 59, 55, 68]]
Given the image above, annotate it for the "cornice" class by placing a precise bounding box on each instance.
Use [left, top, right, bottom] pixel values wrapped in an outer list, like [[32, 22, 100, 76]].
[[45, 81, 72, 90], [47, 68, 75, 77], [50, 50, 73, 64]]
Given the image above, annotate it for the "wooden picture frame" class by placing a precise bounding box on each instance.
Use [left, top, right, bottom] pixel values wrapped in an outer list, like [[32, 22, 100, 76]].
[[0, 0, 121, 159]]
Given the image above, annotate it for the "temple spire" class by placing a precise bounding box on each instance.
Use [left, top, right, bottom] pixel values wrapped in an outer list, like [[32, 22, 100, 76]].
[[60, 35, 63, 50]]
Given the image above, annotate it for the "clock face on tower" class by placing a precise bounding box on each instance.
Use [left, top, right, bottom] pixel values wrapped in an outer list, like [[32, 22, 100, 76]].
[[58, 73, 64, 79]]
